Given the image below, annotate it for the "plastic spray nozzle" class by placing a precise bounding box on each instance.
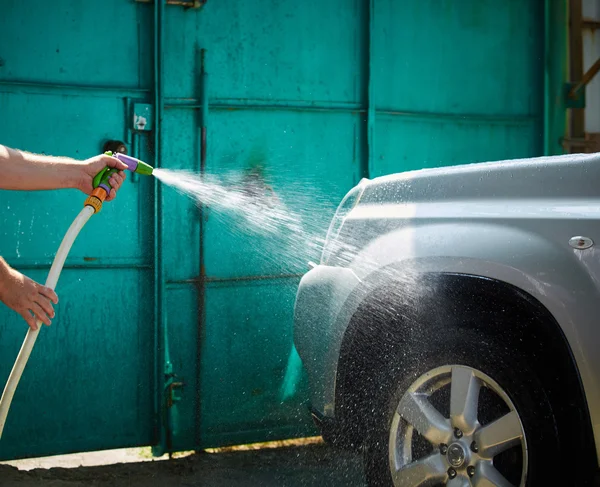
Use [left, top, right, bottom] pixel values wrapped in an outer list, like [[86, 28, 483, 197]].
[[111, 152, 154, 176], [85, 151, 155, 213], [92, 152, 154, 195]]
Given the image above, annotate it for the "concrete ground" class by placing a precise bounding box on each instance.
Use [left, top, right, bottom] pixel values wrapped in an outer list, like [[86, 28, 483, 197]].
[[0, 442, 365, 487]]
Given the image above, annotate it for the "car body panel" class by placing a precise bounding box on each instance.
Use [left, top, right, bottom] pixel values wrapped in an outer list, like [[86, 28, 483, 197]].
[[293, 153, 600, 461]]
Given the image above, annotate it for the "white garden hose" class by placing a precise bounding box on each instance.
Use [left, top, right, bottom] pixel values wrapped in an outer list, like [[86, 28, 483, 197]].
[[0, 205, 95, 438]]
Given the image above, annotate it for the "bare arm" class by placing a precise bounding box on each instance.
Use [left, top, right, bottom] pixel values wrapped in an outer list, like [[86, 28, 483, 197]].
[[0, 144, 129, 329], [0, 144, 128, 200], [0, 145, 78, 191]]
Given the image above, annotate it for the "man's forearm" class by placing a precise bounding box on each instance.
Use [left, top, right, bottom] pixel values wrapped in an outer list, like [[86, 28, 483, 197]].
[[0, 256, 9, 277], [0, 256, 11, 295], [0, 145, 80, 191]]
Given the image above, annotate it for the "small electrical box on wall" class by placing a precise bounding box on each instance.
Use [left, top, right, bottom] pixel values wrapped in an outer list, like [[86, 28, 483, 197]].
[[133, 103, 153, 131]]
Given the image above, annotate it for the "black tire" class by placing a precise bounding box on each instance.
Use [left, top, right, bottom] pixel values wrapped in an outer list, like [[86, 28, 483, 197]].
[[363, 323, 562, 487]]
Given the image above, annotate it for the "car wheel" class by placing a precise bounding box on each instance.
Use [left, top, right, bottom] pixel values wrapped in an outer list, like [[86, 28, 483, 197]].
[[363, 328, 561, 487]]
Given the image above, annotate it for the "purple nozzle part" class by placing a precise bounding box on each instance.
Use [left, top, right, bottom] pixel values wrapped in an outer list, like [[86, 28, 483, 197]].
[[113, 153, 139, 172], [99, 183, 111, 194]]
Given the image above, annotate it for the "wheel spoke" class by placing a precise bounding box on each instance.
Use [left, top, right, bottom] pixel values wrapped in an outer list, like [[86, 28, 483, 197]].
[[474, 410, 523, 459], [392, 453, 447, 486], [450, 366, 481, 433], [398, 392, 452, 445], [447, 475, 472, 487], [472, 461, 516, 487]]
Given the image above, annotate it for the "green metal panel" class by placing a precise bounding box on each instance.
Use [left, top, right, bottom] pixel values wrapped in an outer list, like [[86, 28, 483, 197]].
[[0, 0, 568, 460], [0, 3, 151, 86], [0, 0, 155, 460], [162, 0, 367, 102], [545, 0, 569, 155], [202, 111, 360, 277], [158, 0, 366, 452], [200, 279, 314, 447], [374, 116, 542, 175], [375, 1, 543, 114], [199, 111, 359, 447], [371, 0, 545, 176], [0, 270, 154, 460]]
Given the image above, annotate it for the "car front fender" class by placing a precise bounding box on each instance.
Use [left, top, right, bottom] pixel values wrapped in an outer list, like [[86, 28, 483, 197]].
[[331, 221, 600, 460]]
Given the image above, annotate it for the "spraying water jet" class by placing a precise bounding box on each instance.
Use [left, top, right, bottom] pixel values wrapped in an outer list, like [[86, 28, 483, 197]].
[[0, 154, 333, 440], [0, 152, 155, 438]]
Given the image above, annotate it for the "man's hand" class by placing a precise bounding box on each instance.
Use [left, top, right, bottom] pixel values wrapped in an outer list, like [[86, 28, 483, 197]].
[[75, 154, 128, 201], [0, 260, 58, 331]]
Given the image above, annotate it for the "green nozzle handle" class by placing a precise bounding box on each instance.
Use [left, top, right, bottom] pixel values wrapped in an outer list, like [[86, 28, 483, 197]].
[[93, 167, 119, 193]]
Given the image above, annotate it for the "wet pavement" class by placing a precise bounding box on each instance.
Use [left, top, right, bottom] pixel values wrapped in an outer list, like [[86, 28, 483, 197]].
[[0, 444, 365, 487]]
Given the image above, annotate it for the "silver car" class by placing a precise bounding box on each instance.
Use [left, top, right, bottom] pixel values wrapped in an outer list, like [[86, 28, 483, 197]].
[[293, 153, 600, 486]]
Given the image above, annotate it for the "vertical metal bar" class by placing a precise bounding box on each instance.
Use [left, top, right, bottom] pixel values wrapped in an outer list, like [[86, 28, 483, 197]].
[[125, 97, 140, 182], [544, 0, 569, 155], [569, 0, 585, 149], [367, 0, 375, 178], [544, 0, 551, 155], [125, 97, 133, 146], [132, 132, 138, 160], [132, 132, 140, 183], [200, 49, 208, 171], [152, 0, 166, 454], [196, 47, 208, 449]]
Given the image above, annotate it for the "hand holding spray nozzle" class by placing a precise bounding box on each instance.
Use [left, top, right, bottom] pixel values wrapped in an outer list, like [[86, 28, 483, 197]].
[[85, 152, 154, 213]]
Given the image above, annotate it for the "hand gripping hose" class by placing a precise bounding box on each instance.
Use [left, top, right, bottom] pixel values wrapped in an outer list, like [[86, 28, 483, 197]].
[[0, 152, 153, 438]]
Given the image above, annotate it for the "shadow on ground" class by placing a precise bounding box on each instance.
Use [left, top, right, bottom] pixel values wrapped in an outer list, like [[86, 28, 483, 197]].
[[0, 445, 365, 487]]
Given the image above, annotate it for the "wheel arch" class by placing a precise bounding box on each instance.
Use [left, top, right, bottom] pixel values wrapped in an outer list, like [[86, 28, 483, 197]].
[[333, 272, 597, 473]]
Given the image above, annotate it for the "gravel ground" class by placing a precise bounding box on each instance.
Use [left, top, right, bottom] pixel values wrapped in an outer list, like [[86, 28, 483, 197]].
[[0, 444, 365, 487]]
